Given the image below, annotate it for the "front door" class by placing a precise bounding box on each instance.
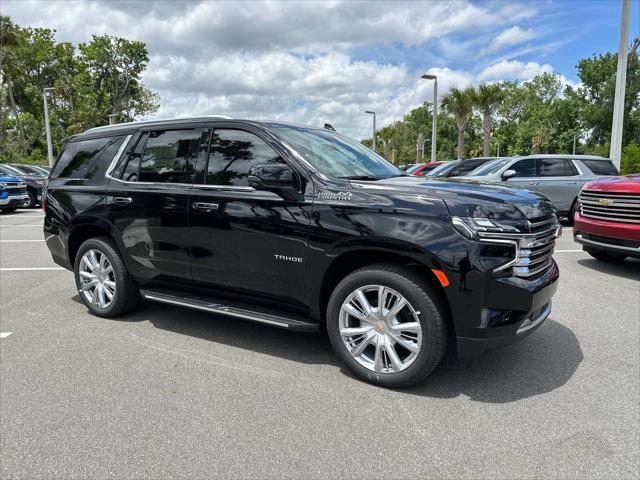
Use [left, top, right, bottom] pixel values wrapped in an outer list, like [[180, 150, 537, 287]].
[[189, 126, 311, 307], [106, 127, 208, 281]]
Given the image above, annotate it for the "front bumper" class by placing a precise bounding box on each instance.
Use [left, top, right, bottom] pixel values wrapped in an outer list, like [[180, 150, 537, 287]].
[[573, 212, 640, 258], [0, 194, 29, 207], [451, 260, 559, 357]]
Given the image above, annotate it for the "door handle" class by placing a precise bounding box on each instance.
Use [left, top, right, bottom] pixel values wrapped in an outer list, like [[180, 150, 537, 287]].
[[528, 182, 540, 186], [566, 181, 577, 185], [192, 202, 219, 212], [113, 196, 132, 206]]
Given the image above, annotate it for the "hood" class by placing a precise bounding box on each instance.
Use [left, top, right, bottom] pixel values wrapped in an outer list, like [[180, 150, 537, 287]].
[[0, 175, 22, 183], [582, 174, 640, 194], [356, 176, 556, 220]]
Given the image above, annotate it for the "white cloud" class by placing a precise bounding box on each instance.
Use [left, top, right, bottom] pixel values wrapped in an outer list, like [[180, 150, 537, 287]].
[[482, 26, 536, 54], [3, 0, 558, 139], [477, 60, 553, 82]]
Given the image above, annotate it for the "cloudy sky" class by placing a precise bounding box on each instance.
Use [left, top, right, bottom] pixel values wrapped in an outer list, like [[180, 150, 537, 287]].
[[4, 0, 639, 138]]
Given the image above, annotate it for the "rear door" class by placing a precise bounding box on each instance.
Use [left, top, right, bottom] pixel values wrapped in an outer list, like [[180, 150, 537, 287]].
[[105, 126, 209, 281], [534, 158, 581, 213], [502, 158, 539, 190], [189, 124, 311, 307]]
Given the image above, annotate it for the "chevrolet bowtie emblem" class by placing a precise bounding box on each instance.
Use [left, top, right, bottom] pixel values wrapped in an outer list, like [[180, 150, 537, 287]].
[[598, 198, 614, 206]]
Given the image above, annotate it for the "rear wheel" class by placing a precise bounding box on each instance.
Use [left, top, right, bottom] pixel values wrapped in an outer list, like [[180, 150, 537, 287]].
[[567, 199, 578, 225], [0, 208, 17, 213], [586, 249, 627, 263], [74, 237, 139, 317], [326, 264, 447, 388]]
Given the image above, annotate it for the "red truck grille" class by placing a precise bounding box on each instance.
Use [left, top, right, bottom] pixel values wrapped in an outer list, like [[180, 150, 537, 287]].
[[580, 190, 640, 224]]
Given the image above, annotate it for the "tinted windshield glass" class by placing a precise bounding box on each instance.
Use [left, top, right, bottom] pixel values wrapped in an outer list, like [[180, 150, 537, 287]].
[[0, 164, 23, 176], [427, 161, 459, 176], [406, 164, 423, 174], [11, 164, 41, 175], [469, 158, 511, 176], [269, 125, 402, 179]]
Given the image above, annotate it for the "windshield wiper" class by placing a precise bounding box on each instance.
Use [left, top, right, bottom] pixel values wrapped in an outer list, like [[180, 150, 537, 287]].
[[338, 175, 382, 181]]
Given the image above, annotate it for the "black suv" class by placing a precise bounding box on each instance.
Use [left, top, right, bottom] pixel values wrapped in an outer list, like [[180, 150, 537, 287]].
[[44, 117, 560, 387]]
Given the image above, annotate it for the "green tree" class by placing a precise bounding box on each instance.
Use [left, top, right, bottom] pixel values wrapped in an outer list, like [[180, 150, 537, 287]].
[[473, 83, 505, 157], [440, 86, 475, 159], [620, 143, 640, 175]]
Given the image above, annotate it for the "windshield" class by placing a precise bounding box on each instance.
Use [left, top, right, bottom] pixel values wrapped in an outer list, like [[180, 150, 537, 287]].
[[427, 161, 459, 176], [468, 158, 511, 176], [269, 125, 402, 179], [0, 164, 23, 176], [10, 164, 40, 175], [406, 164, 423, 174]]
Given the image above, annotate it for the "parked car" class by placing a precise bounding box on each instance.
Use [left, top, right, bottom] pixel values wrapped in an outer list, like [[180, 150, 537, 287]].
[[426, 157, 498, 178], [573, 174, 640, 262], [45, 116, 560, 388], [399, 163, 419, 171], [406, 161, 448, 176], [0, 164, 45, 208], [464, 155, 619, 223], [9, 163, 49, 176], [0, 174, 28, 212]]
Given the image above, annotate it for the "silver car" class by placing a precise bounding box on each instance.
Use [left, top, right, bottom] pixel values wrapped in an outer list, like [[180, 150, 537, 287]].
[[464, 155, 619, 221]]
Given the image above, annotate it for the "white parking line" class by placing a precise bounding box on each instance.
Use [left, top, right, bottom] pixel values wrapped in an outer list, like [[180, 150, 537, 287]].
[[0, 225, 43, 228], [555, 249, 584, 253], [0, 332, 13, 339], [0, 240, 45, 243], [0, 267, 64, 271]]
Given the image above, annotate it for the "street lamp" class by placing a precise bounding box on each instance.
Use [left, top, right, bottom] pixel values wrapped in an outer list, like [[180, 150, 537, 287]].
[[610, 0, 630, 169], [365, 110, 376, 152], [421, 73, 438, 163], [42, 87, 55, 167], [108, 113, 119, 125]]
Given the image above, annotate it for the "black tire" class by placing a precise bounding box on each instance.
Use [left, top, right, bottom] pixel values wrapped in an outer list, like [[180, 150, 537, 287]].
[[73, 236, 139, 317], [567, 199, 577, 226], [326, 263, 447, 388], [26, 191, 38, 208], [0, 208, 17, 213], [586, 249, 627, 263]]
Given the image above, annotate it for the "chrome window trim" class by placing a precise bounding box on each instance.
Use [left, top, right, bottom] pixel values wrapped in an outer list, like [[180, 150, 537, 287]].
[[105, 134, 133, 181]]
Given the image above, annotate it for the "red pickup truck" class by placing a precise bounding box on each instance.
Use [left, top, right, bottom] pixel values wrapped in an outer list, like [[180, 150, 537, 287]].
[[573, 174, 640, 262]]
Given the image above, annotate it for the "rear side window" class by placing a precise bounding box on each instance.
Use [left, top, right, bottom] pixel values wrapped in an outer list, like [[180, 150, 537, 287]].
[[449, 160, 484, 176], [538, 158, 578, 177], [206, 129, 283, 186], [511, 158, 537, 177], [138, 129, 205, 183], [52, 136, 125, 181], [582, 159, 619, 176]]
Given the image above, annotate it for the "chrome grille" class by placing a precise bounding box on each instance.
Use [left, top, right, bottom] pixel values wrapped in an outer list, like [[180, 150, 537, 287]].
[[478, 216, 560, 278], [2, 182, 27, 195], [580, 190, 640, 224]]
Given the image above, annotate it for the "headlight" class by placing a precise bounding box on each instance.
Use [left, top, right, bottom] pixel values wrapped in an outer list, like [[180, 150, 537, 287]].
[[451, 216, 520, 240]]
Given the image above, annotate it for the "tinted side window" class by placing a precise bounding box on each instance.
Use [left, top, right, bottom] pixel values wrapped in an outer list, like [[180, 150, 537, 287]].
[[207, 129, 282, 186], [450, 160, 483, 176], [138, 129, 204, 183], [51, 136, 125, 181], [539, 158, 578, 177], [511, 159, 537, 177], [582, 160, 619, 176]]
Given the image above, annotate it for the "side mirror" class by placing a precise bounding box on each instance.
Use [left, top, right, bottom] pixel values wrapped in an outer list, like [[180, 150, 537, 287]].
[[248, 163, 301, 202], [248, 163, 294, 189], [502, 169, 516, 180]]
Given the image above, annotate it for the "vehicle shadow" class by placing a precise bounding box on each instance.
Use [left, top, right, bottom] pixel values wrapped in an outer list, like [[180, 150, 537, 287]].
[[403, 319, 583, 403], [577, 257, 640, 281], [104, 300, 583, 403]]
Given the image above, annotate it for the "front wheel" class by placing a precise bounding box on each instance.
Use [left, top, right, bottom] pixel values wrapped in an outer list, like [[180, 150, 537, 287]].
[[74, 237, 139, 317], [326, 264, 447, 388]]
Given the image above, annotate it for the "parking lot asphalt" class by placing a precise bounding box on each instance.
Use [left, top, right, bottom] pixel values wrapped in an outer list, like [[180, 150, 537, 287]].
[[1, 209, 638, 479]]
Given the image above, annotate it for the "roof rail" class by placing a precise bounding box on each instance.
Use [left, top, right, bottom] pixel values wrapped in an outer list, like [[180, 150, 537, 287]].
[[85, 115, 233, 133]]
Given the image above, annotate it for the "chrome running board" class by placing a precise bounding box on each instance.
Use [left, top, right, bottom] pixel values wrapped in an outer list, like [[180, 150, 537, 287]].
[[140, 289, 319, 332]]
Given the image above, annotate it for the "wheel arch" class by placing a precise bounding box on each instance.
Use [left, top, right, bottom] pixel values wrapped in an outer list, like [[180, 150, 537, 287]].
[[67, 218, 125, 268]]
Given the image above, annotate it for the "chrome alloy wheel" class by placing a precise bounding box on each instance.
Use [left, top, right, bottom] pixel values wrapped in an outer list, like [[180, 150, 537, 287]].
[[79, 249, 116, 308], [339, 285, 423, 373]]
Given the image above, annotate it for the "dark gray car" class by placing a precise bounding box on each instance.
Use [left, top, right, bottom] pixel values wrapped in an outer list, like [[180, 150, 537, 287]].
[[465, 155, 618, 221]]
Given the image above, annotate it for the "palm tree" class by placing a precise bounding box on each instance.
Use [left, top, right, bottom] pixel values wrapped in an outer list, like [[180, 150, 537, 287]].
[[441, 86, 475, 159], [473, 83, 505, 157]]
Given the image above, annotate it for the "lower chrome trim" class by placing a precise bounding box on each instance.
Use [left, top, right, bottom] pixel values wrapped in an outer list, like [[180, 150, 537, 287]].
[[575, 234, 640, 254], [0, 194, 29, 205], [517, 302, 552, 334]]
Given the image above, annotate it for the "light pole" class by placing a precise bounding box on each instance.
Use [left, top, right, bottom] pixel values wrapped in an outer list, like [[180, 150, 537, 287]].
[[108, 113, 119, 125], [610, 0, 631, 170], [421, 74, 437, 162], [42, 87, 55, 167], [365, 110, 376, 152]]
